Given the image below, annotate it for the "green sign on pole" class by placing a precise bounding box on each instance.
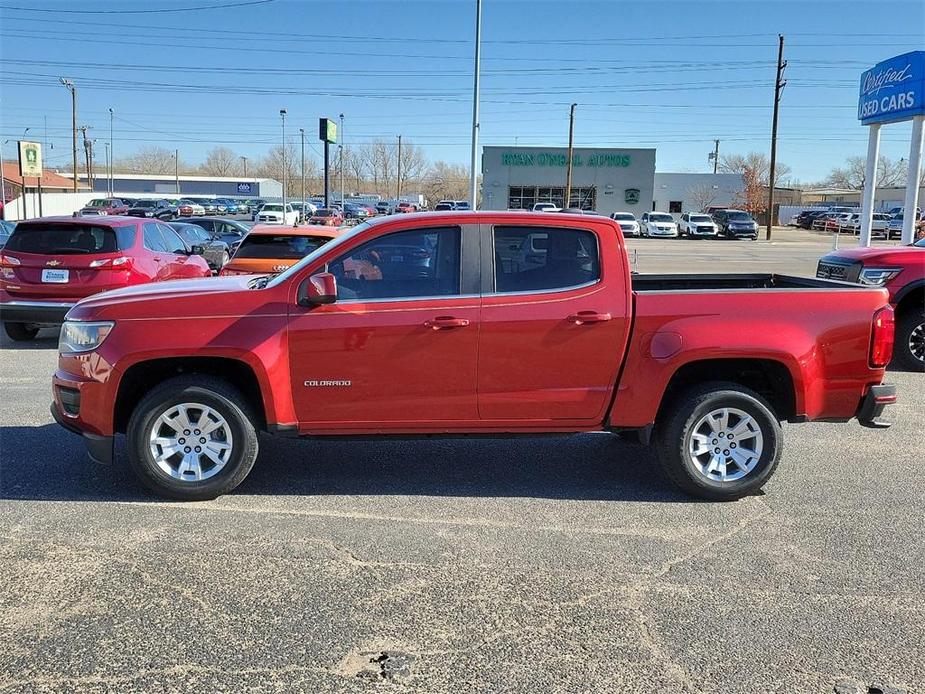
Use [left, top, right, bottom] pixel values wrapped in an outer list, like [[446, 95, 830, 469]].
[[319, 118, 337, 144]]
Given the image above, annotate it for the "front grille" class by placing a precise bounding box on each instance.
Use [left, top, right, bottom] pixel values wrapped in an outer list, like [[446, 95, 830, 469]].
[[696, 226, 714, 233], [56, 385, 80, 416], [816, 259, 861, 283]]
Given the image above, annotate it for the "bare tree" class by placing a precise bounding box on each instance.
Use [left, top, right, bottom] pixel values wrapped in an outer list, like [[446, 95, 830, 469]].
[[719, 151, 791, 187], [199, 147, 238, 177], [398, 141, 428, 189], [423, 160, 470, 202], [686, 183, 718, 212], [825, 155, 907, 189], [114, 146, 183, 175], [253, 143, 301, 189]]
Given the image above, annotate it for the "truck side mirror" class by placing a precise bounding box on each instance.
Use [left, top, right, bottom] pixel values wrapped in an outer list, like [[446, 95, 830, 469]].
[[298, 272, 337, 306]]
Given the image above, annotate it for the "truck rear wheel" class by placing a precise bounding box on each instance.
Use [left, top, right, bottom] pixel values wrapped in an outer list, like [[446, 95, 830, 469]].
[[655, 382, 782, 501], [894, 309, 925, 371], [126, 375, 259, 500], [3, 322, 39, 341]]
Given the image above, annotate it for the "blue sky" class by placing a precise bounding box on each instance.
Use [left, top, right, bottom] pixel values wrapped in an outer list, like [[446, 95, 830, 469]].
[[0, 0, 923, 183]]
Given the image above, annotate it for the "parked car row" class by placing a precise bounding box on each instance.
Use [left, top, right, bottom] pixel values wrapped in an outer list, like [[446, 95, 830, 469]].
[[794, 209, 912, 239], [603, 209, 759, 239]]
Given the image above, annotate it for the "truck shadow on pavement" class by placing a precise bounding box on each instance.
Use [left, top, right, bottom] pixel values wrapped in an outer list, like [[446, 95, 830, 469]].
[[0, 424, 690, 503]]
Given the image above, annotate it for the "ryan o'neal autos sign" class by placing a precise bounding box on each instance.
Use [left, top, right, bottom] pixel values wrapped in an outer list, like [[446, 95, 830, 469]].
[[858, 50, 925, 125], [501, 152, 632, 167]]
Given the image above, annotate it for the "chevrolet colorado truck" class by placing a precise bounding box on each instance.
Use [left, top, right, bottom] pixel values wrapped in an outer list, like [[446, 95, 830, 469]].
[[51, 212, 897, 502], [818, 237, 924, 370]]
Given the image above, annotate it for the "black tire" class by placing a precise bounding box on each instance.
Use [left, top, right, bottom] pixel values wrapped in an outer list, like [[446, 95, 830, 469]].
[[4, 322, 39, 341], [126, 375, 259, 500], [893, 308, 925, 372], [655, 382, 782, 501]]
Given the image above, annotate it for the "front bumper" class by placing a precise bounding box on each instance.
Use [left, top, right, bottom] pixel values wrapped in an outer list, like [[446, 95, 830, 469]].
[[2, 299, 75, 326], [857, 384, 896, 429], [50, 401, 113, 464]]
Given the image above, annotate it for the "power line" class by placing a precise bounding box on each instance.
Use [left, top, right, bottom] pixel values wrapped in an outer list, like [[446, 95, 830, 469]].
[[0, 0, 275, 13]]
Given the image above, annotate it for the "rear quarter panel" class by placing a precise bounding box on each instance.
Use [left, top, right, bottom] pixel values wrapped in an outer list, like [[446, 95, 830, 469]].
[[609, 286, 890, 427]]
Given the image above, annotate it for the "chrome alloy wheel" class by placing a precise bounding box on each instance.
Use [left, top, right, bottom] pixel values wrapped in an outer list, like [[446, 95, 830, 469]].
[[687, 407, 763, 482], [910, 322, 925, 363], [148, 403, 233, 482]]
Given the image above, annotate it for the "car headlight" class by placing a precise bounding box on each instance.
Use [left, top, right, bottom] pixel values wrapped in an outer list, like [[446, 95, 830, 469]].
[[59, 320, 115, 354], [859, 268, 902, 286]]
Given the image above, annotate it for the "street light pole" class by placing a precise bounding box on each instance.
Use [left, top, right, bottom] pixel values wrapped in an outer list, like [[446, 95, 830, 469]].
[[59, 78, 78, 193], [339, 113, 345, 208], [109, 107, 113, 196], [299, 127, 305, 219], [396, 134, 402, 200], [564, 103, 577, 208], [280, 109, 287, 214], [105, 142, 110, 197], [468, 0, 482, 209], [175, 149, 180, 196]]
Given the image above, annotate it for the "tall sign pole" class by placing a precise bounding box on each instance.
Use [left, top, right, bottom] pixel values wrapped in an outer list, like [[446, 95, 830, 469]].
[[857, 51, 925, 246], [468, 0, 482, 209], [564, 103, 578, 208], [319, 118, 336, 209], [339, 113, 345, 207], [766, 34, 786, 241]]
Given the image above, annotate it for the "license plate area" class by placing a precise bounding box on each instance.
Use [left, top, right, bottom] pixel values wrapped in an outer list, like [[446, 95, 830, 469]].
[[42, 269, 69, 283]]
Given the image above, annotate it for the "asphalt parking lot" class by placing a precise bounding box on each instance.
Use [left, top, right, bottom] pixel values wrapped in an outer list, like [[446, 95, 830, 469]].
[[1, 230, 923, 693]]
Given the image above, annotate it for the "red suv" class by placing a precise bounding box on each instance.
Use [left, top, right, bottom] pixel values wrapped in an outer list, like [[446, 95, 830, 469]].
[[817, 236, 924, 370], [0, 216, 211, 341]]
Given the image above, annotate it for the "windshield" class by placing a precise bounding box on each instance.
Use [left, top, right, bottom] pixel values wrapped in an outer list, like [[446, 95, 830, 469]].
[[262, 205, 283, 212], [134, 200, 157, 208], [612, 213, 634, 221], [234, 234, 331, 259], [314, 209, 336, 217], [690, 215, 713, 222], [86, 199, 110, 208], [649, 214, 673, 222], [5, 222, 135, 254], [267, 221, 371, 288], [727, 212, 753, 221]]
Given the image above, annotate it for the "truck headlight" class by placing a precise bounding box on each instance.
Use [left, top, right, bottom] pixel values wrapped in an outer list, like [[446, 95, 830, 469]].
[[859, 268, 902, 286], [59, 321, 115, 354]]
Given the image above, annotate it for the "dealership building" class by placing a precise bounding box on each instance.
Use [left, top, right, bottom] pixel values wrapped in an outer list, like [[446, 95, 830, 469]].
[[481, 146, 744, 216], [68, 173, 283, 199]]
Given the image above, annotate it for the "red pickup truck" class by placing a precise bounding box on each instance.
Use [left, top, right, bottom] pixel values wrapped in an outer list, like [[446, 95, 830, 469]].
[[50, 212, 897, 502], [817, 237, 924, 370]]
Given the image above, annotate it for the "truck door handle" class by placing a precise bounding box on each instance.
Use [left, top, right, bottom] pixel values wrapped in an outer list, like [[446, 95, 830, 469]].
[[568, 311, 612, 325], [424, 316, 470, 330]]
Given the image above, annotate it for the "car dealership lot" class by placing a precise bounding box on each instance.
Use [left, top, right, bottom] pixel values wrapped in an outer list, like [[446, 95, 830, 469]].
[[1, 231, 922, 693]]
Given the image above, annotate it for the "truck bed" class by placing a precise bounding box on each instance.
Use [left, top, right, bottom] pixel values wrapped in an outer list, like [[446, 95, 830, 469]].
[[632, 273, 872, 292]]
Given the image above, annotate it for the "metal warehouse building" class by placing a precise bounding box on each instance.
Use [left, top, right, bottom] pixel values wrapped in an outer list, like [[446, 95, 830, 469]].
[[68, 173, 282, 199], [481, 146, 744, 217]]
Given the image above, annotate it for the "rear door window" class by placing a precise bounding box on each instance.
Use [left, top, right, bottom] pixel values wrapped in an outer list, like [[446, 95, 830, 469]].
[[5, 223, 135, 255], [493, 226, 599, 293]]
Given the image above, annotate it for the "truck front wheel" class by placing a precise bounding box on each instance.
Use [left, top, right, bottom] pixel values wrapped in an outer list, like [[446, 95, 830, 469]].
[[126, 375, 259, 500], [655, 383, 782, 501], [894, 309, 925, 371]]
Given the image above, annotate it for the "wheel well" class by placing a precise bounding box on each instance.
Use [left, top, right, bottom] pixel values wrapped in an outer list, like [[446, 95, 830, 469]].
[[658, 358, 796, 422], [895, 286, 924, 320], [114, 357, 266, 433]]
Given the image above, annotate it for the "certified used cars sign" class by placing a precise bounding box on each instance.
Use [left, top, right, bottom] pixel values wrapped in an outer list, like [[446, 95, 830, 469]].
[[858, 50, 925, 125]]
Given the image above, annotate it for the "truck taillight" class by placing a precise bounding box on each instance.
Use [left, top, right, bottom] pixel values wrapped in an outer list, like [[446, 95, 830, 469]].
[[869, 305, 895, 368]]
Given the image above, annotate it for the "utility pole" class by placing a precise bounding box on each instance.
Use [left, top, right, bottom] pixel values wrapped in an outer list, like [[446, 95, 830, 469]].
[[175, 149, 180, 195], [59, 78, 78, 192], [280, 109, 287, 213], [710, 139, 720, 174], [564, 103, 577, 208], [468, 0, 482, 209], [105, 143, 110, 197], [109, 108, 114, 196], [79, 125, 92, 190], [396, 134, 402, 200], [299, 128, 305, 219], [339, 113, 345, 208], [766, 34, 786, 241], [241, 156, 248, 178]]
